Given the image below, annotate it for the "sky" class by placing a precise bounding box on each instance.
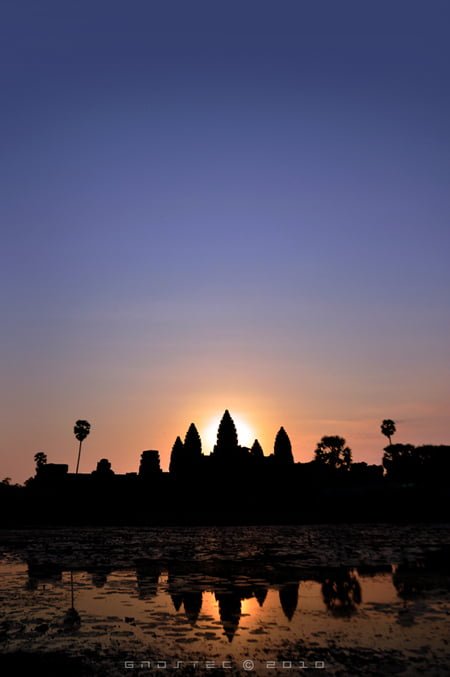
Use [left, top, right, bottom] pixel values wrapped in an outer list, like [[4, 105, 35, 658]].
[[1, 1, 449, 483]]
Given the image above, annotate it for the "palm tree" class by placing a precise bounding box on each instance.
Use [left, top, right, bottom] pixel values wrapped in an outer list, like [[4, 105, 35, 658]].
[[34, 452, 47, 471], [74, 420, 91, 474], [381, 419, 396, 446]]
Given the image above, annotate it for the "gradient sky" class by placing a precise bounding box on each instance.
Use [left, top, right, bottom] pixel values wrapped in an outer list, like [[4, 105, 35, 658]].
[[1, 1, 449, 483]]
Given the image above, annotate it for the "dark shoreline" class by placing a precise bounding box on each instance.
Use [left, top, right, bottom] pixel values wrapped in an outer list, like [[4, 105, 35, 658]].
[[2, 481, 450, 528]]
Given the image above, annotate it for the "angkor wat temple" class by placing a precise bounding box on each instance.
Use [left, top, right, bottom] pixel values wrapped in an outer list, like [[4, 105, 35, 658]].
[[2, 410, 450, 525]]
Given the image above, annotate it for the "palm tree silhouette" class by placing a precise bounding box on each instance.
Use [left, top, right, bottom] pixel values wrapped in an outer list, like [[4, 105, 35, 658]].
[[34, 452, 47, 471], [74, 420, 91, 474], [381, 419, 396, 446]]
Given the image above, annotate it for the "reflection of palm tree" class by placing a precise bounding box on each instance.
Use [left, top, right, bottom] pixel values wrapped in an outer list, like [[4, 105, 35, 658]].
[[279, 582, 299, 621], [74, 420, 91, 474], [63, 572, 81, 631], [321, 570, 362, 617]]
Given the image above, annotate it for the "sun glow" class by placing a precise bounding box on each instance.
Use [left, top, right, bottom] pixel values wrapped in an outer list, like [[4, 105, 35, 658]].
[[202, 412, 255, 452]]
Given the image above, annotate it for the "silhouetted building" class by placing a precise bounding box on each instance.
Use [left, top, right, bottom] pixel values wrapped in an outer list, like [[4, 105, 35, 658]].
[[36, 463, 68, 480], [169, 436, 184, 475], [213, 410, 239, 460], [184, 423, 202, 461], [250, 439, 264, 461], [169, 425, 203, 476], [274, 427, 294, 465], [92, 458, 114, 478], [138, 450, 162, 478]]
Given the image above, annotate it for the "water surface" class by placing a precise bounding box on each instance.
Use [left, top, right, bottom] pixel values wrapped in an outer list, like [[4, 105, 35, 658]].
[[0, 525, 449, 675]]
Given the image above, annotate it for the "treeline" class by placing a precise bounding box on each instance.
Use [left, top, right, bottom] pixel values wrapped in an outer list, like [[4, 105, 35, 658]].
[[383, 444, 450, 485]]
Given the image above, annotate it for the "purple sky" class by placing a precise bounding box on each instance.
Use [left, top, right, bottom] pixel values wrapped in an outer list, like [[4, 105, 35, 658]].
[[1, 1, 449, 482]]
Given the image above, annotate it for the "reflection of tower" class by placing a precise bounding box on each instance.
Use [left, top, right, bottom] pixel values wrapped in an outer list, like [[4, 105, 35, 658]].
[[26, 561, 62, 590], [63, 571, 81, 631], [215, 592, 241, 642], [254, 586, 268, 607], [183, 592, 203, 626], [89, 567, 111, 588], [279, 583, 299, 621], [167, 571, 183, 611], [136, 563, 161, 599]]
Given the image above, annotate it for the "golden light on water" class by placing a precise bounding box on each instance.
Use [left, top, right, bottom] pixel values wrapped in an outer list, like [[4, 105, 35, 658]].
[[202, 413, 255, 452]]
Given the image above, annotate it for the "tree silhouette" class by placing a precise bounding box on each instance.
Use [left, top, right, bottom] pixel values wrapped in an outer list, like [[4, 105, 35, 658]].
[[74, 420, 91, 475], [169, 436, 184, 474], [381, 419, 396, 446], [274, 427, 294, 464], [382, 443, 417, 482], [314, 435, 352, 470], [34, 452, 47, 472], [250, 439, 264, 460]]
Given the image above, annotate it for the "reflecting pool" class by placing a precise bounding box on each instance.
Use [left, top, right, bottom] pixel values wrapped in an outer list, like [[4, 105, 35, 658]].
[[0, 525, 449, 675]]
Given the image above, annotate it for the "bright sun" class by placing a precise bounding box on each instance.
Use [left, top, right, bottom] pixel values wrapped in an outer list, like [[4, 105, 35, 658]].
[[203, 413, 255, 452]]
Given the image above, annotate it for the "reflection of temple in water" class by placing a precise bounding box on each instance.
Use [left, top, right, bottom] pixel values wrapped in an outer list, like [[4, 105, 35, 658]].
[[167, 571, 203, 624], [26, 564, 82, 631], [88, 566, 111, 588], [254, 585, 267, 607], [28, 558, 444, 642], [183, 592, 203, 625], [279, 582, 299, 621], [215, 591, 242, 642], [26, 561, 63, 590], [135, 562, 162, 599]]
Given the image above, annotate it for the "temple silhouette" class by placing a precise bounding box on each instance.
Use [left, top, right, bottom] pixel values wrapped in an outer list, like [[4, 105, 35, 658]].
[[1, 410, 450, 525]]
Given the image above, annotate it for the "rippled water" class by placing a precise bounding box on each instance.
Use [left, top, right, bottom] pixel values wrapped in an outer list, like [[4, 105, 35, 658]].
[[1, 525, 450, 675]]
